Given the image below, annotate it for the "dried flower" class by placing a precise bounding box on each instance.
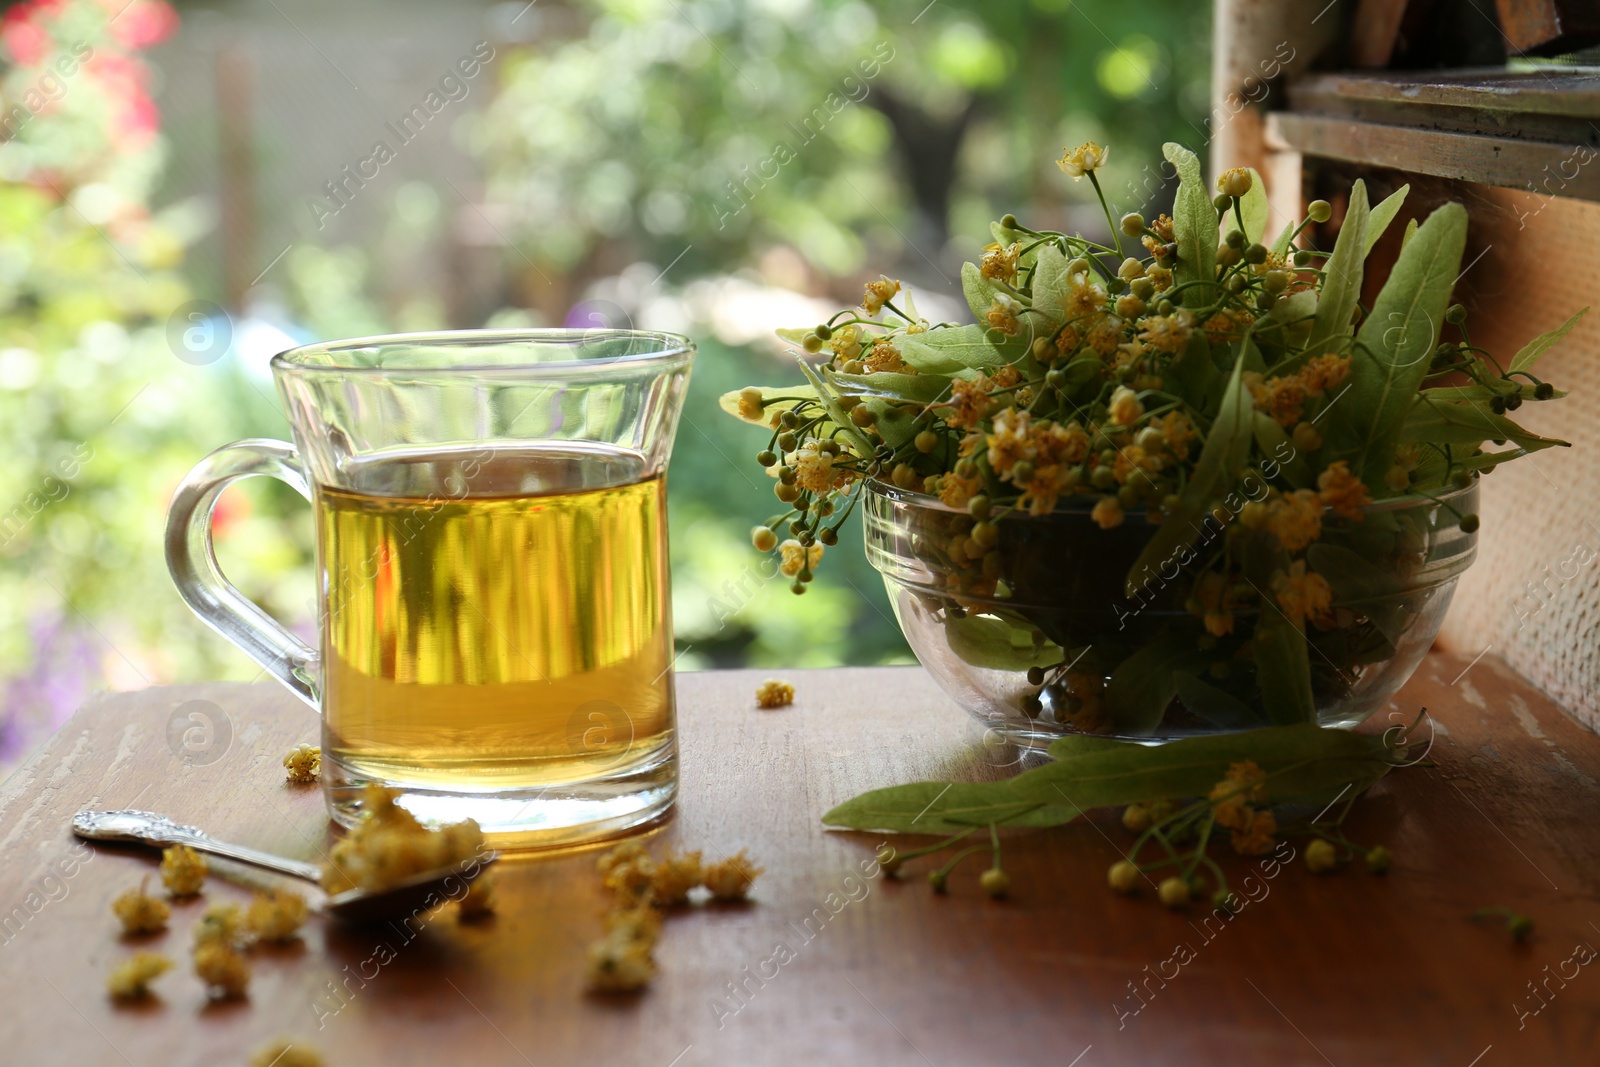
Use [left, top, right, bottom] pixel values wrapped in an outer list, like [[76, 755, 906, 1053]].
[[159, 844, 207, 897], [585, 928, 657, 992], [112, 879, 169, 936], [703, 850, 763, 901], [193, 903, 246, 949], [283, 743, 320, 782], [246, 888, 309, 942], [756, 679, 795, 709], [1057, 140, 1108, 179], [321, 784, 483, 894], [193, 940, 251, 998], [107, 952, 172, 999], [650, 850, 704, 907], [250, 1042, 325, 1067]]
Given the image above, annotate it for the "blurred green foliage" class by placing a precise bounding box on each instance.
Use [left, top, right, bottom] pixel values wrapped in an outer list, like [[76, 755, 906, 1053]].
[[0, 0, 1213, 768]]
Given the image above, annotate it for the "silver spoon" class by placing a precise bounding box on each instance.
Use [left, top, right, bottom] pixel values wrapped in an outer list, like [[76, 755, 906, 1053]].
[[72, 808, 496, 922]]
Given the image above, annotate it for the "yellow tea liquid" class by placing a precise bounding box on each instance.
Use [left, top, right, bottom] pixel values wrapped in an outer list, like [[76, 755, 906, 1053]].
[[316, 444, 674, 796]]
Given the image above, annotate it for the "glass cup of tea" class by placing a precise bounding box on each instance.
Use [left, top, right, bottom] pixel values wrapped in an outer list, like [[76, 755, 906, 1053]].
[[165, 329, 694, 847]]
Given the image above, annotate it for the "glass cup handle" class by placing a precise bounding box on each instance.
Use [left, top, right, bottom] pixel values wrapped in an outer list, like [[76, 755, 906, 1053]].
[[165, 439, 320, 709]]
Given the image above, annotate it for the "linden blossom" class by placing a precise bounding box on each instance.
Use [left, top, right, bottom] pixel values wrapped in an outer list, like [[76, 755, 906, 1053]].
[[307, 41, 496, 230]]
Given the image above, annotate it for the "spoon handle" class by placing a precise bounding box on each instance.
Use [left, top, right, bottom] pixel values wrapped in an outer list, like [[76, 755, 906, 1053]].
[[72, 809, 323, 885]]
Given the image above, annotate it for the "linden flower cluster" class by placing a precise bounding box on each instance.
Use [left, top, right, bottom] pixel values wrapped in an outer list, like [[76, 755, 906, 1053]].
[[322, 784, 484, 894], [587, 841, 764, 992], [1107, 759, 1397, 910]]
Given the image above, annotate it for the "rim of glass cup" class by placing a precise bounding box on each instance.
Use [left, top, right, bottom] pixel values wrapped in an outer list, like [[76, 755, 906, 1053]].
[[270, 328, 695, 378], [863, 474, 1478, 518]]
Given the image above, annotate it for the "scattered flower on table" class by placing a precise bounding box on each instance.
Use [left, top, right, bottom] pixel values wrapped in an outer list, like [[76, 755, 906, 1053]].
[[246, 888, 309, 942], [159, 843, 207, 897], [250, 1042, 325, 1067], [755, 679, 794, 709], [193, 939, 251, 998], [193, 903, 246, 948], [283, 743, 321, 782], [111, 878, 169, 935], [107, 951, 172, 999], [703, 850, 763, 901], [321, 783, 483, 894]]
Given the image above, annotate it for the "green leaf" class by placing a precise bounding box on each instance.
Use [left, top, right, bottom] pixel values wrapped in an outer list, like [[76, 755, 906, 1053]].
[[1124, 351, 1252, 595], [1400, 217, 1418, 250], [1510, 307, 1587, 373], [1104, 634, 1209, 735], [1030, 244, 1070, 329], [1251, 604, 1316, 725], [1364, 184, 1410, 256], [796, 358, 875, 458], [1173, 671, 1262, 731], [1419, 381, 1566, 403], [1306, 179, 1370, 358], [943, 613, 1062, 672], [1238, 167, 1271, 245], [1163, 143, 1218, 308], [823, 724, 1398, 834], [1323, 201, 1469, 489], [1270, 218, 1297, 258], [829, 369, 953, 406], [1165, 330, 1223, 414], [962, 261, 1000, 323], [1252, 412, 1311, 484], [717, 383, 818, 426], [897, 323, 1016, 373], [1399, 396, 1568, 455]]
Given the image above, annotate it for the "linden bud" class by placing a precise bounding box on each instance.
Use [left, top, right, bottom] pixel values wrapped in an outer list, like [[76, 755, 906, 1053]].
[[1535, 382, 1555, 400], [1067, 256, 1091, 277], [1245, 243, 1268, 265], [1212, 889, 1238, 913], [1263, 269, 1289, 293], [1031, 337, 1054, 361], [877, 845, 901, 875], [779, 411, 799, 429], [775, 482, 799, 503], [790, 579, 806, 595], [1026, 665, 1045, 686], [1121, 803, 1152, 833], [1118, 256, 1145, 281], [1120, 212, 1146, 237], [1011, 460, 1035, 485], [842, 359, 865, 375], [1291, 422, 1323, 452], [757, 449, 778, 467], [1365, 846, 1393, 874], [818, 526, 839, 546], [1212, 192, 1232, 212], [751, 526, 778, 552], [1305, 838, 1339, 873], [814, 323, 832, 340], [891, 462, 919, 489], [928, 870, 947, 893], [968, 494, 992, 521], [802, 333, 823, 354], [1460, 513, 1481, 533], [1130, 277, 1155, 300], [777, 431, 797, 451], [971, 521, 999, 549], [1000, 213, 1018, 230], [914, 430, 939, 454], [954, 458, 977, 479], [1239, 500, 1269, 530], [1225, 229, 1247, 250], [980, 869, 1010, 899], [1509, 914, 1534, 941], [850, 406, 876, 427], [1444, 303, 1467, 325], [1158, 877, 1190, 908], [1307, 199, 1332, 223], [1108, 861, 1140, 894]]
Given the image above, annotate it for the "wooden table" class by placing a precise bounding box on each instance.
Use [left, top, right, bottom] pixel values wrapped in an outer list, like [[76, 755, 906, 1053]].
[[3, 652, 1598, 1066]]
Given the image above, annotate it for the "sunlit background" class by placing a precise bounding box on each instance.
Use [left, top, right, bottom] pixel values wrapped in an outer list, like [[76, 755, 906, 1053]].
[[0, 0, 1211, 770]]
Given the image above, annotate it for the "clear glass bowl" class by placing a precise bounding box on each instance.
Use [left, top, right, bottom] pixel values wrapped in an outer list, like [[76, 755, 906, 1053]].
[[863, 479, 1478, 746]]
